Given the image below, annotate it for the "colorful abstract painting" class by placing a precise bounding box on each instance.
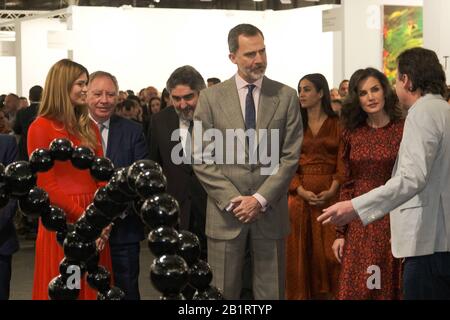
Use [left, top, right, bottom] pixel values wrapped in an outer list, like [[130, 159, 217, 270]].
[[383, 5, 423, 83]]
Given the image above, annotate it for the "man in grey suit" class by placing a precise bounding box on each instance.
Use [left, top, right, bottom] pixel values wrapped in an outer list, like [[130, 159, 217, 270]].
[[192, 24, 302, 299], [318, 47, 450, 299]]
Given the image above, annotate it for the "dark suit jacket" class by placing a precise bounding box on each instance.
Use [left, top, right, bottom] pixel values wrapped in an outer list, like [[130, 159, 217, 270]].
[[105, 115, 148, 245], [12, 103, 39, 161], [0, 134, 19, 255], [149, 106, 207, 230]]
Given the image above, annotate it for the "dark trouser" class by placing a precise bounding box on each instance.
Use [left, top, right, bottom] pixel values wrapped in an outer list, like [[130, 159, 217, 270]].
[[403, 252, 450, 300], [0, 255, 12, 300], [110, 242, 141, 300]]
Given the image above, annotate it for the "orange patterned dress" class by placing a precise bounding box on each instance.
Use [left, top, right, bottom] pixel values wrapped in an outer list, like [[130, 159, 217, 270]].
[[336, 120, 404, 300], [286, 116, 344, 299]]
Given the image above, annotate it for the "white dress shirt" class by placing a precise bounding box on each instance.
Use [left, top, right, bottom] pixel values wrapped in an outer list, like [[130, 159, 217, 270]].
[[89, 116, 110, 155]]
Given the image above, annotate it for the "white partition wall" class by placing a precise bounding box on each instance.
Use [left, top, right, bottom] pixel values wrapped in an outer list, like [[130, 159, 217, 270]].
[[3, 5, 336, 94], [15, 17, 68, 95], [11, 1, 446, 95], [341, 0, 423, 80], [423, 0, 450, 83], [0, 30, 16, 94], [70, 6, 263, 93], [265, 6, 335, 89], [69, 5, 335, 92]]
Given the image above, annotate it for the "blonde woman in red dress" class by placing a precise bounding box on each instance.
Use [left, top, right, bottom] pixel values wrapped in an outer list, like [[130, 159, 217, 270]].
[[29, 59, 113, 300]]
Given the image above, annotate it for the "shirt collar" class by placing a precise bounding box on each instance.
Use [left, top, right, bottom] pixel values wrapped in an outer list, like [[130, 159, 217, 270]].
[[235, 73, 263, 91], [408, 94, 444, 114], [89, 114, 110, 129]]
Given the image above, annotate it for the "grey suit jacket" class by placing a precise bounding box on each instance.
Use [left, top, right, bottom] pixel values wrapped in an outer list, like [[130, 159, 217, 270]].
[[192, 76, 302, 240], [352, 94, 450, 258]]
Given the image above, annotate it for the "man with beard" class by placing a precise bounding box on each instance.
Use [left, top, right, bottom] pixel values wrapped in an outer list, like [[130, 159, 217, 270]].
[[149, 66, 208, 260], [192, 24, 302, 299]]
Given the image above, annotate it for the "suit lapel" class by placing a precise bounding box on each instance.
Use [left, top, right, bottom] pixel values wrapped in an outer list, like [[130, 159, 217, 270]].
[[106, 115, 120, 159], [217, 78, 246, 131], [256, 77, 279, 131]]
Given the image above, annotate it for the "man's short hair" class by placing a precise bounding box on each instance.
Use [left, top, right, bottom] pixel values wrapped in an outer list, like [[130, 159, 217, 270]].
[[89, 71, 119, 92], [29, 85, 43, 102], [207, 77, 221, 85], [397, 47, 447, 97], [228, 24, 264, 54], [166, 65, 206, 93], [6, 93, 19, 100]]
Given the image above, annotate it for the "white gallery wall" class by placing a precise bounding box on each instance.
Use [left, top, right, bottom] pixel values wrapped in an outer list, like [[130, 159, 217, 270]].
[[423, 0, 450, 81], [5, 1, 448, 95], [3, 5, 336, 95], [15, 17, 68, 96], [341, 0, 423, 79], [69, 5, 335, 94], [0, 30, 16, 94]]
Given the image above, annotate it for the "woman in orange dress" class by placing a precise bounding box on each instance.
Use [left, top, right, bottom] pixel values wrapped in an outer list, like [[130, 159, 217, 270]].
[[29, 59, 113, 300], [286, 73, 344, 300]]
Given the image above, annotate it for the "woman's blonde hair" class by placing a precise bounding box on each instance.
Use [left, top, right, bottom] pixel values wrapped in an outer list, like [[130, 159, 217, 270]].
[[39, 59, 98, 150]]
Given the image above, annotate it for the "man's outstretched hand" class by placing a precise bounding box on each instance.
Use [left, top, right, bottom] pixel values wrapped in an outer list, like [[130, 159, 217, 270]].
[[317, 200, 359, 226]]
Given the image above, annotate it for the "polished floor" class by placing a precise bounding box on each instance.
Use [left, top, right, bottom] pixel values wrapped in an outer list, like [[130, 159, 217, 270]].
[[10, 236, 161, 300]]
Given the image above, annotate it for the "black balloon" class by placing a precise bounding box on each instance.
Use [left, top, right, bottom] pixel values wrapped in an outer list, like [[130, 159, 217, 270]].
[[85, 250, 100, 274], [148, 226, 180, 257], [135, 169, 167, 199], [105, 168, 136, 203], [56, 229, 68, 247], [127, 160, 162, 192], [63, 231, 96, 262], [131, 197, 144, 216], [74, 215, 102, 242], [177, 231, 201, 267], [48, 275, 80, 300], [90, 157, 114, 181], [83, 204, 111, 230], [29, 148, 54, 173], [71, 146, 95, 170], [150, 254, 189, 295], [140, 193, 180, 228], [41, 205, 67, 232], [18, 187, 50, 218], [59, 258, 86, 279], [4, 161, 37, 197], [189, 260, 213, 291], [162, 293, 185, 300], [97, 287, 125, 300], [49, 138, 74, 161], [192, 285, 224, 300], [93, 186, 127, 220], [86, 265, 111, 293]]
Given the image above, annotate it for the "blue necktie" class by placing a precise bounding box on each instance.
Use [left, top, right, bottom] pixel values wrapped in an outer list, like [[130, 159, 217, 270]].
[[245, 84, 256, 130]]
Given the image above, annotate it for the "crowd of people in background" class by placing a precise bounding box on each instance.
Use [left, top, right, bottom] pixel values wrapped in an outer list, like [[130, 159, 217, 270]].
[[1, 23, 450, 302]]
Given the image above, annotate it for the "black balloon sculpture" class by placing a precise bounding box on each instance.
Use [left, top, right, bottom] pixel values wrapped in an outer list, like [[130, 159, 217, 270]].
[[0, 137, 223, 300]]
